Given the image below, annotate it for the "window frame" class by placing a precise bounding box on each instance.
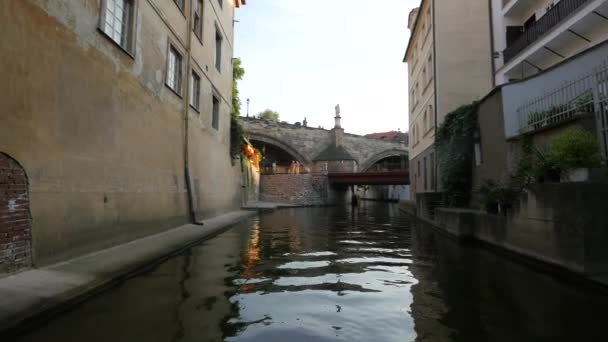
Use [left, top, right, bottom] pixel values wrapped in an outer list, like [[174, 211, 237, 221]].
[[166, 43, 184, 96], [190, 71, 201, 111], [99, 0, 137, 56], [215, 25, 223, 72], [193, 0, 204, 42], [174, 0, 186, 13], [212, 94, 220, 130]]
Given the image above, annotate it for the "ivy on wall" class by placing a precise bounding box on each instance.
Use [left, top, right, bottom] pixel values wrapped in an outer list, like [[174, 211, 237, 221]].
[[435, 102, 479, 207], [231, 58, 245, 159]]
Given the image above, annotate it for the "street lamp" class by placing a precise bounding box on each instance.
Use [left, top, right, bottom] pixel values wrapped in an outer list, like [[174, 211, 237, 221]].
[[246, 98, 250, 117]]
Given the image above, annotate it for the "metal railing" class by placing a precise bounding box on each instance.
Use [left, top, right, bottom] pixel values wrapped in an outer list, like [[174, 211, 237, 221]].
[[517, 59, 608, 160], [503, 0, 590, 64]]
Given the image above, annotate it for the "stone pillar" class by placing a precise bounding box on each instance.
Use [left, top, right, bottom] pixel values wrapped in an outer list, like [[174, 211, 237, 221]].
[[333, 127, 344, 147]]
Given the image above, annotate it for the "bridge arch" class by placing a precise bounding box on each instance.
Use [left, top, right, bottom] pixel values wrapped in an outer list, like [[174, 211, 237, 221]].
[[246, 132, 312, 165], [360, 149, 409, 172]]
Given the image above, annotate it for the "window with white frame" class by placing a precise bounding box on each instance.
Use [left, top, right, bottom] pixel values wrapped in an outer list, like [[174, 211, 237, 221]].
[[193, 0, 203, 40], [101, 0, 135, 52], [190, 72, 201, 110], [167, 46, 182, 94]]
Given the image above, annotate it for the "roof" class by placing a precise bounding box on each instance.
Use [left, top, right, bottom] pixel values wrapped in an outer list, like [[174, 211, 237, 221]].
[[365, 131, 408, 144], [313, 145, 355, 162]]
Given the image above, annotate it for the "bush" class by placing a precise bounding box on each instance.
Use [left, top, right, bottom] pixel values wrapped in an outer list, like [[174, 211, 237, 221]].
[[477, 179, 519, 215], [545, 128, 603, 172]]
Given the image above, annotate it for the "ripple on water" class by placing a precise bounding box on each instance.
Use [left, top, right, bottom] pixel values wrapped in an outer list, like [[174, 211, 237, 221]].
[[277, 261, 331, 269]]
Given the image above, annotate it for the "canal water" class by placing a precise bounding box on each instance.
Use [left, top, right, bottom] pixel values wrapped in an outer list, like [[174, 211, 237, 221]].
[[15, 203, 608, 341]]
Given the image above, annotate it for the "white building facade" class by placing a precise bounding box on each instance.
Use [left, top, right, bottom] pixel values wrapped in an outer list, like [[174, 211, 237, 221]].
[[491, 0, 608, 85]]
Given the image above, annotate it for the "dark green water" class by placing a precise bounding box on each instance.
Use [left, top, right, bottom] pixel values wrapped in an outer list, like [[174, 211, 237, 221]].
[[14, 203, 608, 341]]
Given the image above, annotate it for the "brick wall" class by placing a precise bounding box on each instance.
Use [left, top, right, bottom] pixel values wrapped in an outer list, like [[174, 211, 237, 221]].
[[260, 174, 329, 206], [0, 153, 32, 273]]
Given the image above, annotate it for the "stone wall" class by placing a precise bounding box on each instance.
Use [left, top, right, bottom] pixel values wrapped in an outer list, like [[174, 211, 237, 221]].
[[0, 154, 32, 273], [260, 174, 329, 206]]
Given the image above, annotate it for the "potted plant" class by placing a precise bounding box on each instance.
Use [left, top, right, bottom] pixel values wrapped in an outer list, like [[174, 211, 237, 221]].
[[545, 127, 603, 182]]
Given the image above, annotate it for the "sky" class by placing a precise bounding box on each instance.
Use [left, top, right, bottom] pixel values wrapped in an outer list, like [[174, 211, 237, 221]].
[[234, 0, 419, 136]]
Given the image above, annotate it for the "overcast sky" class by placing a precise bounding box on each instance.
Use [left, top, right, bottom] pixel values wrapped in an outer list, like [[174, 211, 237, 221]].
[[234, 0, 419, 136]]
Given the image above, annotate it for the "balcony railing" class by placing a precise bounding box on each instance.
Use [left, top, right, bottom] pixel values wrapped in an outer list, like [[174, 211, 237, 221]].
[[503, 0, 590, 64]]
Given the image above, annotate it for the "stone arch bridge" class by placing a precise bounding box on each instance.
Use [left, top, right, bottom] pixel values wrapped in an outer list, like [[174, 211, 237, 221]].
[[242, 117, 408, 174]]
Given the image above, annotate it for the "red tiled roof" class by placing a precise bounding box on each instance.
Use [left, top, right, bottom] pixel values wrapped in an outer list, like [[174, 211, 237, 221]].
[[365, 131, 400, 140]]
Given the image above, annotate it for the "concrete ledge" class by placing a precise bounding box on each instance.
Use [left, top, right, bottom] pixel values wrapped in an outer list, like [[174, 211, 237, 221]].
[[399, 203, 608, 290], [0, 210, 256, 335], [434, 208, 479, 240], [398, 200, 416, 216]]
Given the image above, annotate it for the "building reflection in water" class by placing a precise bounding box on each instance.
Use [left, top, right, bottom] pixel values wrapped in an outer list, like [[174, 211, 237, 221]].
[[13, 204, 608, 342]]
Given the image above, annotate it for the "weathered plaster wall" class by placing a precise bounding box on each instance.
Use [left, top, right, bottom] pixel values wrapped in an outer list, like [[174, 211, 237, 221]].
[[242, 118, 408, 169], [0, 0, 240, 266]]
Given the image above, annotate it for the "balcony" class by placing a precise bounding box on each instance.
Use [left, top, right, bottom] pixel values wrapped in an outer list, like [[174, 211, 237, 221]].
[[503, 0, 591, 64]]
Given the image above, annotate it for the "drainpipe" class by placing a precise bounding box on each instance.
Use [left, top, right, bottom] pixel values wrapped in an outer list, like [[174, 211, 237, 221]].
[[182, 2, 202, 225]]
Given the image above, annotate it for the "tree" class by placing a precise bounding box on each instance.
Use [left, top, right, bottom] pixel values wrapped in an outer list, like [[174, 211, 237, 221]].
[[232, 58, 245, 119], [258, 109, 280, 121], [230, 58, 245, 158]]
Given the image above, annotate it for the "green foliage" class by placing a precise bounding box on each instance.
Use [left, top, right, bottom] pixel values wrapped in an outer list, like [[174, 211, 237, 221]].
[[477, 179, 519, 214], [258, 109, 280, 121], [230, 58, 245, 159], [435, 102, 479, 207], [546, 127, 603, 172], [232, 58, 245, 119]]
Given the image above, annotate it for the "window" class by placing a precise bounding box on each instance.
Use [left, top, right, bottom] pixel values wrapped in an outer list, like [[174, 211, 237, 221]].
[[174, 0, 185, 12], [428, 54, 433, 79], [423, 110, 429, 132], [167, 45, 182, 94], [430, 152, 435, 190], [218, 0, 223, 8], [193, 0, 203, 40], [422, 67, 427, 85], [410, 89, 415, 108], [415, 82, 419, 103], [101, 0, 135, 52], [417, 161, 421, 177], [428, 104, 434, 129], [212, 95, 220, 129], [215, 28, 223, 71], [190, 72, 201, 110], [423, 157, 428, 190]]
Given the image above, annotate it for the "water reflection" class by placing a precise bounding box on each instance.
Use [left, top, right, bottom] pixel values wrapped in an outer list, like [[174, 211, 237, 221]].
[[13, 203, 608, 342]]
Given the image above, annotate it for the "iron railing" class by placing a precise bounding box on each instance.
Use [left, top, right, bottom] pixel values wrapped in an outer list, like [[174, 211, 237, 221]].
[[503, 0, 590, 64], [517, 59, 608, 161]]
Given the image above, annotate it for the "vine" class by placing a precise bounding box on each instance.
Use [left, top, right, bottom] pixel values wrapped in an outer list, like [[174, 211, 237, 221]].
[[230, 58, 245, 159], [435, 102, 479, 207]]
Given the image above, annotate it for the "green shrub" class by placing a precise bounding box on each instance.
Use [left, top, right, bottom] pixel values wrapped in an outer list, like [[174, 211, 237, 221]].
[[545, 128, 603, 172], [477, 179, 520, 214]]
